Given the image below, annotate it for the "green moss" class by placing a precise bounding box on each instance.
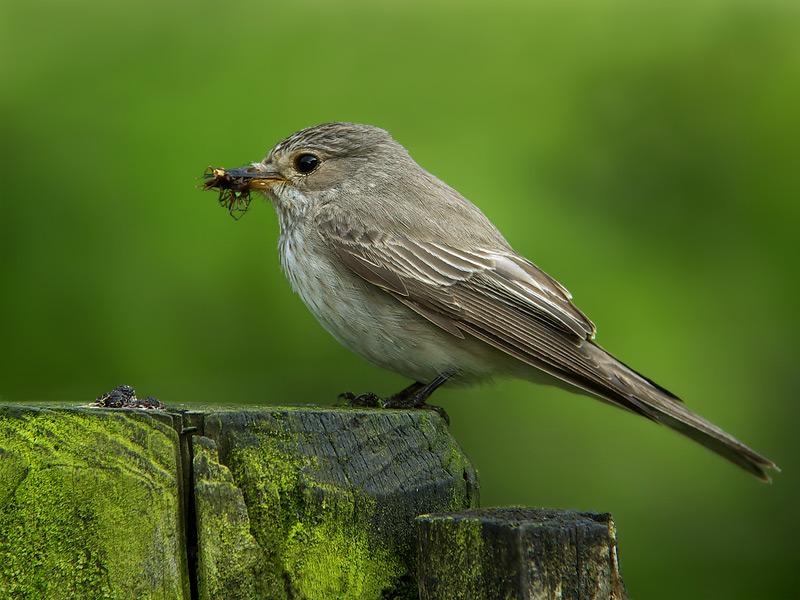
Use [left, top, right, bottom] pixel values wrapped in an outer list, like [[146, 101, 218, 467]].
[[0, 407, 188, 600], [282, 505, 403, 599], [225, 419, 404, 600], [418, 516, 484, 600], [193, 436, 270, 600]]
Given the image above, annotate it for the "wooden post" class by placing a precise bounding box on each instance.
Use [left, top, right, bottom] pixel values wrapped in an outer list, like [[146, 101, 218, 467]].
[[0, 404, 477, 599], [0, 403, 630, 600], [416, 508, 627, 600], [193, 406, 479, 599]]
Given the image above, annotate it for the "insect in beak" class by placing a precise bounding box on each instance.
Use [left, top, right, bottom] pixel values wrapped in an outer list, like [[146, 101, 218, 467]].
[[202, 166, 284, 219]]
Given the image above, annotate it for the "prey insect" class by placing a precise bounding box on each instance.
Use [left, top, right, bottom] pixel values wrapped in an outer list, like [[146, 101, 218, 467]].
[[203, 167, 253, 219]]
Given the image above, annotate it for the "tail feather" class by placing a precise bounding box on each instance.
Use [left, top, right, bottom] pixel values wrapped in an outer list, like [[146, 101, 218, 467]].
[[583, 343, 778, 481], [651, 405, 778, 481]]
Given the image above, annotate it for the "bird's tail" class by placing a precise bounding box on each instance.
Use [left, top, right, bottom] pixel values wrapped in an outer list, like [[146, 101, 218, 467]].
[[555, 343, 779, 481]]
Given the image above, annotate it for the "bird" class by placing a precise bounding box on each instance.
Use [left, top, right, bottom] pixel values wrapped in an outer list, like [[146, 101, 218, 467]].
[[204, 121, 777, 481]]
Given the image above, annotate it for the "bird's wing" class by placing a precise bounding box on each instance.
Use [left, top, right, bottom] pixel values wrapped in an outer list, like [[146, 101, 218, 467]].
[[319, 225, 633, 398], [330, 230, 594, 334]]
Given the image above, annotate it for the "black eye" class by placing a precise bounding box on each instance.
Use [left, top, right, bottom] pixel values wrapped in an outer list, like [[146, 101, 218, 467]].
[[294, 153, 320, 174]]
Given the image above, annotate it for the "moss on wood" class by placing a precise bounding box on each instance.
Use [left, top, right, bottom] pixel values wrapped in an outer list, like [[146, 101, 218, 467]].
[[416, 508, 627, 600], [192, 435, 269, 600], [0, 406, 189, 600], [0, 404, 478, 599], [198, 406, 478, 600]]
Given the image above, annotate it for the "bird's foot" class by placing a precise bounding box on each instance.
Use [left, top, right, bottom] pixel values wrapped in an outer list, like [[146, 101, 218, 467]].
[[338, 391, 383, 408], [385, 392, 450, 425], [337, 387, 450, 424]]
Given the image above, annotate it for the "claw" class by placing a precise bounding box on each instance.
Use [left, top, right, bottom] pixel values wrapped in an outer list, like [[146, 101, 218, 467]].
[[339, 391, 383, 408]]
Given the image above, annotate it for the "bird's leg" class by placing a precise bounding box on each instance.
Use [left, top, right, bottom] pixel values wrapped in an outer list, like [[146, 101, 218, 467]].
[[384, 370, 457, 423], [385, 373, 452, 407], [386, 381, 427, 404]]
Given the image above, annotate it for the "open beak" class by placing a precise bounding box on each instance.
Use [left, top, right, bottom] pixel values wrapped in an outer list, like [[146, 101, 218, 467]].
[[203, 164, 285, 192]]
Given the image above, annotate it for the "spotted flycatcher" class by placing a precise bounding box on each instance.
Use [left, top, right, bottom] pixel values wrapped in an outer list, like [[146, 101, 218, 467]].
[[205, 122, 776, 480]]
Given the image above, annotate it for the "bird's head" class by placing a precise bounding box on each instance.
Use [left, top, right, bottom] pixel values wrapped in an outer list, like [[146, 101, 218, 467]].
[[205, 122, 411, 218]]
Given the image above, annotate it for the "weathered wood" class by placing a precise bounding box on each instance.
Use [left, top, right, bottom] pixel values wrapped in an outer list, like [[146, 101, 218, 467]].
[[0, 405, 191, 599], [1, 404, 629, 600], [194, 406, 479, 600], [0, 403, 479, 599], [192, 435, 269, 600], [416, 508, 627, 600]]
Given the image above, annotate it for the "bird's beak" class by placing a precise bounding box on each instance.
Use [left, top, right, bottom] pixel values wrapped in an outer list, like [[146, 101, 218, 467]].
[[203, 163, 286, 192]]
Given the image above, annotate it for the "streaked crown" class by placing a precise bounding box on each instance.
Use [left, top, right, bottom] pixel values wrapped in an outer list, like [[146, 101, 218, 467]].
[[270, 122, 401, 159]]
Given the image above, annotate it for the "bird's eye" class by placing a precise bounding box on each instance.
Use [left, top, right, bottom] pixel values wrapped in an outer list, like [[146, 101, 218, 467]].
[[294, 153, 320, 174]]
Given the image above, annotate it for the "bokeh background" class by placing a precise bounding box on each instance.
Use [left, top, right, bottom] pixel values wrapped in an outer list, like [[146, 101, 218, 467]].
[[2, 0, 798, 597]]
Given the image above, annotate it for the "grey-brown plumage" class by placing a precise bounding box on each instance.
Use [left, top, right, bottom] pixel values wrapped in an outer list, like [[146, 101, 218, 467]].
[[212, 122, 778, 481]]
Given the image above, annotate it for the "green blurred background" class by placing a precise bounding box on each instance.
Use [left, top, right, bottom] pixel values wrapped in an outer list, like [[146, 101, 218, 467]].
[[2, 0, 798, 597]]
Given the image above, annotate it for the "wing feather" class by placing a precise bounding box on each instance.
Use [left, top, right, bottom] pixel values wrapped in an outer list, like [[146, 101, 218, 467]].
[[332, 246, 409, 296], [321, 226, 607, 375]]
